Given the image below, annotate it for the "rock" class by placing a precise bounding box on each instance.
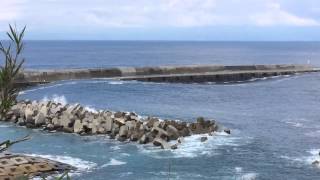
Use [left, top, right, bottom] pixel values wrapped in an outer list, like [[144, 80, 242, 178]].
[[179, 127, 191, 137], [177, 137, 184, 144], [119, 125, 128, 137], [139, 132, 154, 144], [73, 120, 83, 133], [152, 127, 169, 140], [34, 112, 46, 126], [59, 113, 76, 130], [146, 117, 159, 128], [52, 117, 60, 126], [111, 123, 120, 136], [139, 134, 147, 144], [166, 125, 179, 140], [130, 131, 143, 141], [103, 116, 113, 132], [24, 104, 34, 123], [200, 136, 208, 142], [17, 118, 25, 126], [171, 143, 178, 150], [114, 112, 125, 118], [153, 138, 171, 149], [312, 160, 320, 166], [224, 129, 231, 134], [114, 118, 125, 126], [116, 135, 127, 142], [45, 124, 55, 131]]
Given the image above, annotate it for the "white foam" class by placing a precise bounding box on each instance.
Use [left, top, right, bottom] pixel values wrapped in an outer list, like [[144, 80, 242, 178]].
[[285, 121, 304, 128], [108, 81, 124, 85], [26, 154, 97, 172], [240, 173, 259, 180], [234, 167, 258, 180], [41, 95, 68, 105], [281, 149, 320, 167], [84, 106, 98, 113], [139, 132, 247, 159], [19, 83, 64, 95], [101, 158, 126, 168], [0, 124, 11, 128]]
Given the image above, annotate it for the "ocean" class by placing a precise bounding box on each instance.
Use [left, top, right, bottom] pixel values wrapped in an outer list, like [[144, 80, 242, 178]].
[[1, 41, 320, 179]]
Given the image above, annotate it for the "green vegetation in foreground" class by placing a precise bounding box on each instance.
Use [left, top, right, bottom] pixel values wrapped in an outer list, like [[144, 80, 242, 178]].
[[0, 24, 26, 119]]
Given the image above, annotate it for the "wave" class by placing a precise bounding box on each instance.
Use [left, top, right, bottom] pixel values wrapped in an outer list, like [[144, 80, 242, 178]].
[[280, 149, 320, 167], [108, 81, 124, 85], [19, 83, 64, 95], [0, 124, 11, 128], [101, 158, 126, 168], [138, 132, 248, 159], [234, 167, 258, 180], [84, 106, 98, 113], [25, 153, 97, 173], [41, 94, 68, 105]]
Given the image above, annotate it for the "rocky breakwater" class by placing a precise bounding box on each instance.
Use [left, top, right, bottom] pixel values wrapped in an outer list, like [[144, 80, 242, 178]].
[[2, 100, 230, 150]]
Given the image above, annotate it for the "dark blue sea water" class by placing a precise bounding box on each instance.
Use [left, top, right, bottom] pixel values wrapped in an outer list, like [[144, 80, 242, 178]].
[[1, 41, 320, 180], [20, 41, 320, 69]]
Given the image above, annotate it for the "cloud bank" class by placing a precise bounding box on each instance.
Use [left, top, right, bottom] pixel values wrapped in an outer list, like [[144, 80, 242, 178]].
[[0, 0, 319, 40]]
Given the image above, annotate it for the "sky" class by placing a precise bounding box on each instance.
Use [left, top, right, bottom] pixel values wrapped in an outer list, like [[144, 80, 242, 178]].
[[0, 0, 320, 41]]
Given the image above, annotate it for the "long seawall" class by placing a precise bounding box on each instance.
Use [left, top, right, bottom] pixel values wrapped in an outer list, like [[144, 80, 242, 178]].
[[15, 64, 319, 86]]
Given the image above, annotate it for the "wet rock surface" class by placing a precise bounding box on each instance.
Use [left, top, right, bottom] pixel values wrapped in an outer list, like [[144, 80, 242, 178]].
[[2, 100, 230, 150]]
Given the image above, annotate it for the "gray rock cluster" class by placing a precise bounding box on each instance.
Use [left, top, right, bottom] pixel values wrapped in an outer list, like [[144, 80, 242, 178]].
[[3, 100, 230, 150]]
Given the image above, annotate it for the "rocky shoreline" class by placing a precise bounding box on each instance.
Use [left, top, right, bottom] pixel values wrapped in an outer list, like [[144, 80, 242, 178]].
[[2, 100, 230, 150]]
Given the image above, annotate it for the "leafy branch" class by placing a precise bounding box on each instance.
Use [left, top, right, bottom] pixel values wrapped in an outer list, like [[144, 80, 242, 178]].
[[0, 24, 26, 118]]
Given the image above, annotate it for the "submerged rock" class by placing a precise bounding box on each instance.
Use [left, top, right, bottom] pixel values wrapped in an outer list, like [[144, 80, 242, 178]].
[[200, 137, 208, 142], [2, 100, 230, 150]]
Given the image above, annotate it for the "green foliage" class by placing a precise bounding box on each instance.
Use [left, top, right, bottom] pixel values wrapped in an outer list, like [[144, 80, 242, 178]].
[[0, 24, 26, 118]]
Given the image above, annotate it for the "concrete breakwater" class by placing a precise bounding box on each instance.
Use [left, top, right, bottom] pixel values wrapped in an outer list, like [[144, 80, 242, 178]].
[[15, 64, 319, 86], [2, 100, 229, 150], [0, 153, 75, 179]]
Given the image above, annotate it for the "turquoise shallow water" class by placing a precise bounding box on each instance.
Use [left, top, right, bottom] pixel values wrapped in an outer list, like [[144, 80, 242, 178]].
[[1, 41, 320, 179]]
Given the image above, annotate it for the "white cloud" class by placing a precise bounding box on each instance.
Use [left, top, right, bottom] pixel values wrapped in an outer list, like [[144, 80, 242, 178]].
[[0, 0, 319, 33], [251, 2, 320, 26], [84, 0, 220, 27]]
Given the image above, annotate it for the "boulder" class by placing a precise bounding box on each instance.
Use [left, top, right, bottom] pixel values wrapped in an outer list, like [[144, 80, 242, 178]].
[[111, 123, 120, 136], [146, 117, 159, 128], [73, 120, 83, 133], [103, 116, 113, 132], [152, 127, 169, 139], [45, 123, 55, 131], [34, 112, 46, 126], [171, 143, 178, 150], [224, 129, 231, 134], [130, 130, 143, 141], [153, 138, 171, 149], [114, 118, 125, 126], [200, 136, 208, 142], [24, 104, 34, 123], [166, 125, 179, 140], [17, 118, 25, 126], [119, 125, 128, 137], [312, 160, 320, 166], [179, 127, 191, 137], [114, 111, 125, 118], [139, 132, 154, 144]]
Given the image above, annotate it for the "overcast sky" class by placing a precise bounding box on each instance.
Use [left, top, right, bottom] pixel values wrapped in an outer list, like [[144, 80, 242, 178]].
[[0, 0, 320, 40]]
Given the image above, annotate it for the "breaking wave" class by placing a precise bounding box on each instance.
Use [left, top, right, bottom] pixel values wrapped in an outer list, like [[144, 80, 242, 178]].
[[41, 94, 68, 105], [234, 167, 259, 180], [101, 158, 127, 168], [26, 154, 97, 172], [138, 132, 249, 159]]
